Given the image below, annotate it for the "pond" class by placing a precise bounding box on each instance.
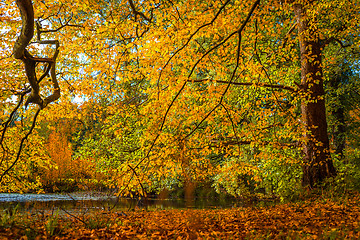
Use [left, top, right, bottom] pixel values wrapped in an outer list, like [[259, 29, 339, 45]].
[[0, 192, 241, 213]]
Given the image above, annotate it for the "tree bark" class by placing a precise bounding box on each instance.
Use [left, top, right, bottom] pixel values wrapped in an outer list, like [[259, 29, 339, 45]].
[[294, 2, 336, 188], [13, 0, 34, 60]]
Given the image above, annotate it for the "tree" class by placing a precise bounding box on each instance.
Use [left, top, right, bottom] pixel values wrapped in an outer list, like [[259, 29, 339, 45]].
[[0, 0, 61, 185], [292, 1, 336, 187], [1, 0, 359, 194], [127, 0, 358, 189]]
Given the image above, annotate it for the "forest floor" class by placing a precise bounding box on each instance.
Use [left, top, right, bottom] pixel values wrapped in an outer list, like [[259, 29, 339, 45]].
[[0, 193, 359, 239]]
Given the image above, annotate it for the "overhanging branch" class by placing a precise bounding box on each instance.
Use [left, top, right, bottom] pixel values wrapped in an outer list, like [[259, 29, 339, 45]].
[[189, 79, 296, 92], [0, 0, 62, 185], [13, 0, 61, 109]]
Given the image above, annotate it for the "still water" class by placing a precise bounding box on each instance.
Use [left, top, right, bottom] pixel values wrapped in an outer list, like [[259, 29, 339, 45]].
[[0, 192, 239, 213]]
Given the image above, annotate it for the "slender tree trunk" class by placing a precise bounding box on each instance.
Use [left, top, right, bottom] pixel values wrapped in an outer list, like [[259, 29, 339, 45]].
[[179, 140, 196, 207], [329, 67, 346, 159], [294, 3, 336, 188], [332, 108, 346, 158]]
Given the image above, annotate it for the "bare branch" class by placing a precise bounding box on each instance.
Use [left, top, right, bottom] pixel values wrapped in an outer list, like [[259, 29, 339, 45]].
[[0, 0, 62, 184], [219, 140, 298, 148], [136, 0, 261, 172], [188, 79, 296, 91], [128, 164, 148, 205], [156, 0, 231, 98], [0, 107, 41, 183], [128, 0, 151, 22], [13, 4, 61, 109], [221, 103, 241, 154], [0, 91, 27, 147], [13, 0, 34, 60], [327, 37, 352, 49], [282, 23, 297, 48], [182, 0, 260, 140], [36, 19, 83, 41]]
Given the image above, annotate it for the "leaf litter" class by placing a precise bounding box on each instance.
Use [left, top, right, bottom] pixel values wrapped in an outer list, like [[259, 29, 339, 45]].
[[0, 194, 359, 239]]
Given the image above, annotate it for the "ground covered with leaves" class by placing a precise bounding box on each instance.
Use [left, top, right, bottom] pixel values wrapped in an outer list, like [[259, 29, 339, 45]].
[[0, 194, 359, 239]]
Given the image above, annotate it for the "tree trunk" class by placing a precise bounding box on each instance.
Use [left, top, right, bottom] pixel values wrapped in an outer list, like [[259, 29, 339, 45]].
[[329, 65, 347, 159], [333, 107, 346, 158], [179, 140, 196, 207], [294, 3, 336, 188]]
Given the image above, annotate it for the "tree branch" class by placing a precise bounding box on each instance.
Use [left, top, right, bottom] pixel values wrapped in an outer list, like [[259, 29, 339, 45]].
[[156, 0, 231, 99], [0, 0, 62, 184], [128, 0, 151, 22], [0, 107, 41, 183], [137, 0, 261, 172], [188, 79, 296, 91]]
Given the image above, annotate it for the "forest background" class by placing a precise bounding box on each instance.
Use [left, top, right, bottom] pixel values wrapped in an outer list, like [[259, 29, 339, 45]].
[[1, 0, 360, 202]]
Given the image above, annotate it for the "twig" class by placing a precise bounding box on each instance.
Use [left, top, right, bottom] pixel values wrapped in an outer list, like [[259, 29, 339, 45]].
[[188, 79, 296, 91], [0, 107, 41, 183]]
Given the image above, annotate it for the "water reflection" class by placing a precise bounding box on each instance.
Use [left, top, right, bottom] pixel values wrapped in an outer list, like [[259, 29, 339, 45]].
[[0, 193, 239, 213]]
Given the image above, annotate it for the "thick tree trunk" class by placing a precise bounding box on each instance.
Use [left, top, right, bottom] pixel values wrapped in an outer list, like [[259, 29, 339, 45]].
[[294, 3, 336, 188]]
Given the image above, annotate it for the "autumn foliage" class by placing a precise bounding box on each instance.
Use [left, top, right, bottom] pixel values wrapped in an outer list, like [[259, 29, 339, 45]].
[[40, 129, 103, 192], [1, 1, 360, 239], [0, 0, 360, 199]]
